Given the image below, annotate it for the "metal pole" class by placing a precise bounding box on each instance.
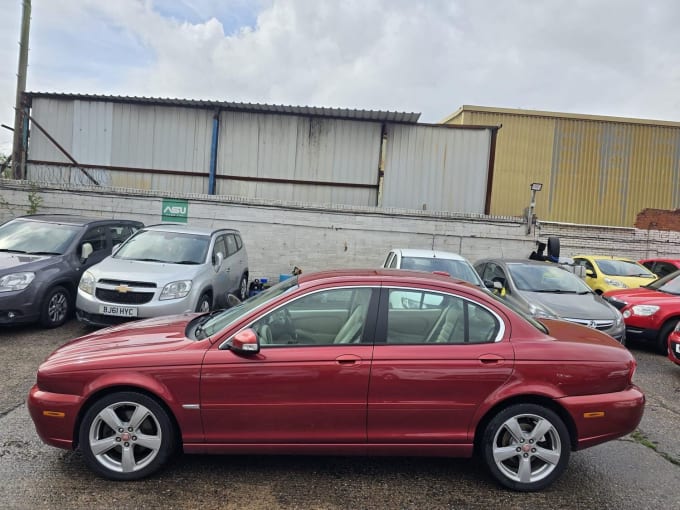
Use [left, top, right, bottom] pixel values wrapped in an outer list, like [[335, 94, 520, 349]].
[[12, 0, 31, 180], [526, 189, 537, 234]]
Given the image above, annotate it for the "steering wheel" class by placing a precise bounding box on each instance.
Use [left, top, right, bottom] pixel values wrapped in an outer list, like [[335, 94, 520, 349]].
[[258, 324, 273, 345]]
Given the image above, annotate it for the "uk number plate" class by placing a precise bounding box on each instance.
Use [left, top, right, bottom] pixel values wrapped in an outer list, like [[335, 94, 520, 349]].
[[100, 305, 138, 317]]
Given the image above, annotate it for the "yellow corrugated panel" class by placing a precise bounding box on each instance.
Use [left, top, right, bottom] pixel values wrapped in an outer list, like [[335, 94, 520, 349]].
[[444, 107, 680, 226]]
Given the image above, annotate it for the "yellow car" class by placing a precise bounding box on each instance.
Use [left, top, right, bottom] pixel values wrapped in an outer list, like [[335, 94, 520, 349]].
[[572, 255, 657, 294]]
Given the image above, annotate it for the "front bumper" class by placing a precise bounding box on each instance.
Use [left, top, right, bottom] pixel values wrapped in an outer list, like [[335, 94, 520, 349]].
[[0, 285, 42, 325], [559, 385, 645, 450], [76, 288, 197, 327], [27, 384, 82, 450], [669, 338, 680, 366]]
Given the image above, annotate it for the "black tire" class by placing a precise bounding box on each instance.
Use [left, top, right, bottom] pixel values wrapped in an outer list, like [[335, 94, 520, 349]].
[[39, 285, 71, 328], [481, 403, 570, 492], [238, 274, 249, 301], [195, 292, 212, 313], [657, 320, 678, 355], [547, 237, 560, 260], [79, 391, 176, 481]]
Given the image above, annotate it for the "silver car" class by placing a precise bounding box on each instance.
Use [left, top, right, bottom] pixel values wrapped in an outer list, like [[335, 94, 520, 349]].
[[76, 224, 248, 327]]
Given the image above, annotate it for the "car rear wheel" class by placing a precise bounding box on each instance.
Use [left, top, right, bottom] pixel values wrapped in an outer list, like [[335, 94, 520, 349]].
[[657, 320, 678, 355], [79, 391, 176, 480], [39, 285, 71, 328], [481, 403, 570, 491]]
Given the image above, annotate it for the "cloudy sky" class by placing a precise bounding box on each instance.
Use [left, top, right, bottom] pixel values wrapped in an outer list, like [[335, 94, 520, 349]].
[[1, 0, 679, 155]]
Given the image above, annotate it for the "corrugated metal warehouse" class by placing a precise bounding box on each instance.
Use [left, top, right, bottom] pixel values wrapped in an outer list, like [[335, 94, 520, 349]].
[[442, 105, 680, 227], [21, 93, 498, 215]]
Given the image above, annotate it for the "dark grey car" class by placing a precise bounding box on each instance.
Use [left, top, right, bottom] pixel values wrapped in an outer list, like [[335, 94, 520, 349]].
[[474, 258, 626, 343], [0, 214, 142, 327]]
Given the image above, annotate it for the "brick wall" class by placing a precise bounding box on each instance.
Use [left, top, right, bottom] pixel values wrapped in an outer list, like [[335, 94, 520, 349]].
[[2, 180, 680, 282], [635, 208, 680, 232]]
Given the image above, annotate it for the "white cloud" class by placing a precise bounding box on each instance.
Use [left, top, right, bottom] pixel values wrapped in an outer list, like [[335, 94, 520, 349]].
[[2, 0, 680, 155]]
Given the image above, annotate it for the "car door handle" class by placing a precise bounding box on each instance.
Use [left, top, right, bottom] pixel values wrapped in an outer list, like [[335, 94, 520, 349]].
[[478, 354, 505, 364], [336, 354, 362, 366]]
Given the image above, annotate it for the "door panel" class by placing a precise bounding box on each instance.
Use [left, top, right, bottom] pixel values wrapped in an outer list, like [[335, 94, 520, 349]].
[[201, 345, 374, 444], [368, 288, 514, 444]]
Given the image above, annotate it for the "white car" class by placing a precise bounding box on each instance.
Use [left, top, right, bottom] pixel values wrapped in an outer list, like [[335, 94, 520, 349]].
[[76, 224, 249, 327], [382, 249, 484, 309]]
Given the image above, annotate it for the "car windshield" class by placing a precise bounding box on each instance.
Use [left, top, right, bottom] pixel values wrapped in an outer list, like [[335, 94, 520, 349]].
[[400, 256, 483, 286], [0, 218, 81, 255], [595, 259, 655, 278], [645, 270, 680, 295], [508, 264, 591, 293], [196, 277, 300, 339], [114, 230, 210, 264]]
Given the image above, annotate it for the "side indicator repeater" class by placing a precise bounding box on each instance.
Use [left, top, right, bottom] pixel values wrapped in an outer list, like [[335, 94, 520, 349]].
[[583, 411, 605, 419], [43, 411, 66, 418]]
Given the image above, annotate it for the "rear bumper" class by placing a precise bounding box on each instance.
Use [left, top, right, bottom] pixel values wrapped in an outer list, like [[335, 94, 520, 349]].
[[559, 385, 645, 450]]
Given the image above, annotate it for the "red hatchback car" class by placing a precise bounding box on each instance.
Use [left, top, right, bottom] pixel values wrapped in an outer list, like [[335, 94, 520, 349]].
[[603, 271, 680, 354], [28, 269, 644, 492]]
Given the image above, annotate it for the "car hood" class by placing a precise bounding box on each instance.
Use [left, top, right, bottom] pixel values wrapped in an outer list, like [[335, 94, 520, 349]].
[[41, 314, 198, 370], [88, 256, 204, 283], [604, 287, 679, 306], [521, 290, 617, 320], [0, 252, 54, 271]]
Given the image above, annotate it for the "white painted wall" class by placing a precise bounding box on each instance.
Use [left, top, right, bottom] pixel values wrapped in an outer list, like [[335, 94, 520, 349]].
[[2, 180, 679, 283]]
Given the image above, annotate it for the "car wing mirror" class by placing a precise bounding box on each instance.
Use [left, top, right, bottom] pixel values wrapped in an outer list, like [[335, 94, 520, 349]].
[[230, 328, 259, 355], [81, 242, 93, 261], [226, 293, 242, 308], [585, 269, 595, 277]]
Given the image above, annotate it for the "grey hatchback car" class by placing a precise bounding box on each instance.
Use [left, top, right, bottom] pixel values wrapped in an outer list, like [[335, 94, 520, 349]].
[[474, 258, 626, 343], [76, 224, 249, 327], [0, 214, 143, 327]]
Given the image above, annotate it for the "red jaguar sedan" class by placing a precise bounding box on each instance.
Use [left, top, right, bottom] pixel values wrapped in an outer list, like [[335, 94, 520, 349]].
[[28, 269, 644, 492]]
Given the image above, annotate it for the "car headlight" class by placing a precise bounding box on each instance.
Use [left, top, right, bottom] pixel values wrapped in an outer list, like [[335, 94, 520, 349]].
[[529, 303, 558, 319], [160, 280, 192, 300], [627, 304, 659, 317], [604, 277, 627, 289], [78, 271, 95, 295], [0, 272, 35, 292]]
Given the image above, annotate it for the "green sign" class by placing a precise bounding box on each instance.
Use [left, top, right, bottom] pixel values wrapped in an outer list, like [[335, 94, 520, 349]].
[[161, 198, 189, 223]]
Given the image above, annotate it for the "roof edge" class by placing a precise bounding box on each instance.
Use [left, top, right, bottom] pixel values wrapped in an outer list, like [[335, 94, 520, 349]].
[[25, 91, 422, 124], [441, 105, 680, 128]]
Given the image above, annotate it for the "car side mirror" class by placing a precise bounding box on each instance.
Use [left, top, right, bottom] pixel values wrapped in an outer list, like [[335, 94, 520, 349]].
[[484, 280, 503, 290], [230, 328, 259, 355], [81, 242, 93, 261], [585, 269, 595, 278], [213, 251, 224, 271]]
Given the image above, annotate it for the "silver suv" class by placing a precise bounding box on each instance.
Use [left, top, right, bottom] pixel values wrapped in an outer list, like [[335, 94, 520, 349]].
[[76, 224, 248, 327]]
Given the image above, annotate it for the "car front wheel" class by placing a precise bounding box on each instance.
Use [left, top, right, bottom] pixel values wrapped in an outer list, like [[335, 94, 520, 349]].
[[196, 292, 211, 313], [79, 391, 176, 480], [481, 403, 570, 491], [239, 274, 248, 301], [40, 285, 71, 328]]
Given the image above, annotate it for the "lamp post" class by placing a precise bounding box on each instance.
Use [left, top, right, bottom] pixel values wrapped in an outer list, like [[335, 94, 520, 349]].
[[526, 182, 543, 234]]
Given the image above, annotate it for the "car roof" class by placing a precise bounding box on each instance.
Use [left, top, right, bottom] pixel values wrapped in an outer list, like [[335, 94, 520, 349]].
[[143, 223, 239, 236], [15, 214, 142, 227], [573, 254, 639, 262], [476, 258, 555, 266], [639, 258, 680, 264], [296, 268, 482, 290], [392, 248, 468, 261]]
